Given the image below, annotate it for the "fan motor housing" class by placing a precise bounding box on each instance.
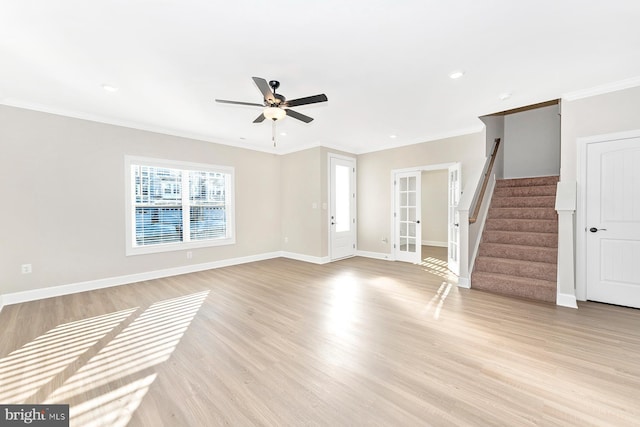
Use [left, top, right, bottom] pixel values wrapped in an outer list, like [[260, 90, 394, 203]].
[[272, 93, 286, 105]]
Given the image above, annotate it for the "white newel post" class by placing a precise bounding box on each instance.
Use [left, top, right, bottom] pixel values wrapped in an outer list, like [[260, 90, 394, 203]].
[[457, 209, 471, 288], [555, 181, 578, 308]]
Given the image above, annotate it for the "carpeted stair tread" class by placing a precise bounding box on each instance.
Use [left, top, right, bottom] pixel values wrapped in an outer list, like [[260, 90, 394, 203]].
[[482, 230, 558, 248], [478, 243, 558, 264], [495, 176, 559, 188], [491, 195, 556, 208], [485, 218, 558, 233], [471, 271, 556, 302], [473, 175, 559, 303], [493, 185, 557, 197], [488, 207, 557, 220], [474, 256, 557, 282]]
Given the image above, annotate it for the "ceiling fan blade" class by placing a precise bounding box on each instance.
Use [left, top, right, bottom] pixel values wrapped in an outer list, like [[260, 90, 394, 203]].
[[252, 77, 275, 104], [215, 99, 264, 107], [284, 94, 328, 108], [286, 109, 313, 123], [253, 113, 266, 123]]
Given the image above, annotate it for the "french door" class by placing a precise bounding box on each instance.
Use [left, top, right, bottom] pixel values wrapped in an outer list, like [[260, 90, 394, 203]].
[[394, 171, 422, 263], [329, 155, 356, 260], [447, 163, 461, 275]]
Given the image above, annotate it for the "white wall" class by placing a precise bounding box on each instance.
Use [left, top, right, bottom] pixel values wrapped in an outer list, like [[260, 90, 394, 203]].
[[559, 86, 640, 301], [281, 148, 323, 257], [504, 104, 560, 178], [0, 105, 282, 296], [357, 132, 485, 255], [421, 170, 448, 246], [561, 85, 640, 181]]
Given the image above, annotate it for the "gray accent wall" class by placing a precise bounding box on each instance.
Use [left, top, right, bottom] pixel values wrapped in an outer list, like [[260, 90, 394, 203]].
[[503, 104, 560, 179]]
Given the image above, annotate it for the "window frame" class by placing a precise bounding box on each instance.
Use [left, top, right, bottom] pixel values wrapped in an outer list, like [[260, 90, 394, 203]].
[[125, 155, 236, 256]]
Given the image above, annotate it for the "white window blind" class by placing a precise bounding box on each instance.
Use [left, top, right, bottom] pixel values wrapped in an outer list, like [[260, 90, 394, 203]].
[[126, 157, 235, 255]]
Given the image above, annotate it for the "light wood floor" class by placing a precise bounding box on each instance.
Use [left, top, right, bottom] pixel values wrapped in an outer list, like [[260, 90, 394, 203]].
[[1, 247, 639, 426]]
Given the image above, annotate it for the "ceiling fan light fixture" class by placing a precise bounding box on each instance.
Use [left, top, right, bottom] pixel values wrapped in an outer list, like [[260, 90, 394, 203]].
[[263, 106, 286, 121]]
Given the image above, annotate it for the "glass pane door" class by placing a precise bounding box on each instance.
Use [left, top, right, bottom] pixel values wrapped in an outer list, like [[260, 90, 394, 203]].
[[395, 171, 421, 263]]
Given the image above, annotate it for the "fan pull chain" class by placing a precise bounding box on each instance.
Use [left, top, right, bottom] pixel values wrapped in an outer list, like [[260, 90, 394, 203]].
[[272, 119, 276, 147]]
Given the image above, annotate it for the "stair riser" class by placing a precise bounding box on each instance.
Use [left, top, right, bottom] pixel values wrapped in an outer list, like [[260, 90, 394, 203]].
[[471, 272, 556, 303], [484, 219, 558, 233], [482, 231, 557, 248], [475, 175, 559, 303], [478, 244, 558, 264], [474, 257, 557, 282], [491, 196, 555, 208], [495, 176, 559, 188], [493, 185, 557, 197], [488, 208, 557, 220]]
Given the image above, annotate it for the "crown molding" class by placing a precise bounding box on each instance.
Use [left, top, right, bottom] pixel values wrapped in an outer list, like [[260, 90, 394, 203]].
[[562, 76, 640, 101]]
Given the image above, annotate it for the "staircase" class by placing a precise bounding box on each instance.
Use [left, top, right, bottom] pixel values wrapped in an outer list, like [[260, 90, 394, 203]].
[[472, 176, 559, 303]]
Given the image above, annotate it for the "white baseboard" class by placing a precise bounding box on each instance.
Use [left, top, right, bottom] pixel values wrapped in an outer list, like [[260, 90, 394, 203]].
[[1, 252, 282, 308], [457, 277, 471, 289], [0, 249, 411, 311], [356, 250, 392, 260], [556, 292, 578, 309], [281, 252, 330, 265], [421, 240, 447, 247]]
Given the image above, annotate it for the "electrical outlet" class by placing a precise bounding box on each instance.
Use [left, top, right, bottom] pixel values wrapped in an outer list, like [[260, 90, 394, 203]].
[[21, 264, 32, 274]]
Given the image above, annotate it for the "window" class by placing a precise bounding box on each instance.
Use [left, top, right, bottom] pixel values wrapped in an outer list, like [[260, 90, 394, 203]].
[[125, 156, 235, 255]]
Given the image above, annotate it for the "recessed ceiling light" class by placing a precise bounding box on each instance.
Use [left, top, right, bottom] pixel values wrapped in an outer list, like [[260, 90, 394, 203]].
[[449, 71, 465, 79], [239, 137, 246, 140], [499, 92, 512, 100], [390, 134, 397, 139], [280, 132, 287, 136], [101, 84, 118, 92]]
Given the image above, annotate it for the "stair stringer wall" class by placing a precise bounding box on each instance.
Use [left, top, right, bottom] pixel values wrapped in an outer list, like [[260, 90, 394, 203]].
[[468, 174, 496, 277]]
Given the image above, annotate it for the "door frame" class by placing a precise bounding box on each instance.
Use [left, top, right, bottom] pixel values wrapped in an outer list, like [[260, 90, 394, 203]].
[[576, 129, 640, 301], [328, 153, 357, 261], [390, 162, 458, 267]]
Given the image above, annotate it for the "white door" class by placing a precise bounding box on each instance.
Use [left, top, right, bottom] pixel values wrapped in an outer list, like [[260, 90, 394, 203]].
[[447, 163, 461, 275], [394, 171, 422, 263], [330, 155, 356, 260], [586, 137, 640, 308]]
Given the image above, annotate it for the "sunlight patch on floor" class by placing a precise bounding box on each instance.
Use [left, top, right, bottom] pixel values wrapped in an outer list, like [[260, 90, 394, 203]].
[[45, 291, 209, 425], [370, 276, 453, 320], [420, 282, 453, 320], [0, 291, 208, 427], [325, 273, 361, 339], [419, 256, 457, 282], [0, 308, 138, 403]]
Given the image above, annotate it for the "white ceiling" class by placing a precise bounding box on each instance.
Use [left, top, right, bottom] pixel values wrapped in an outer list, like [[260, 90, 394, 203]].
[[2, 1, 640, 154]]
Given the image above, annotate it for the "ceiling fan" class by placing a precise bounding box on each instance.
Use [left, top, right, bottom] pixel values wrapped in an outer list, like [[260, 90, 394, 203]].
[[215, 77, 328, 123]]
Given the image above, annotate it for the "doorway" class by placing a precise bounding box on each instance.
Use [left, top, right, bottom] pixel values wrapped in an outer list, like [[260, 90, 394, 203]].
[[329, 154, 357, 260], [392, 163, 461, 273]]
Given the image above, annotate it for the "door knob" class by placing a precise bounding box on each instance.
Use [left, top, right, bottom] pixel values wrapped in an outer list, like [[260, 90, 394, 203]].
[[589, 227, 607, 233]]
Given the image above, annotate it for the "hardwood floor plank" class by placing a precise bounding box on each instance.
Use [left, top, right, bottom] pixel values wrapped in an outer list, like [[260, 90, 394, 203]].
[[1, 248, 639, 426]]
